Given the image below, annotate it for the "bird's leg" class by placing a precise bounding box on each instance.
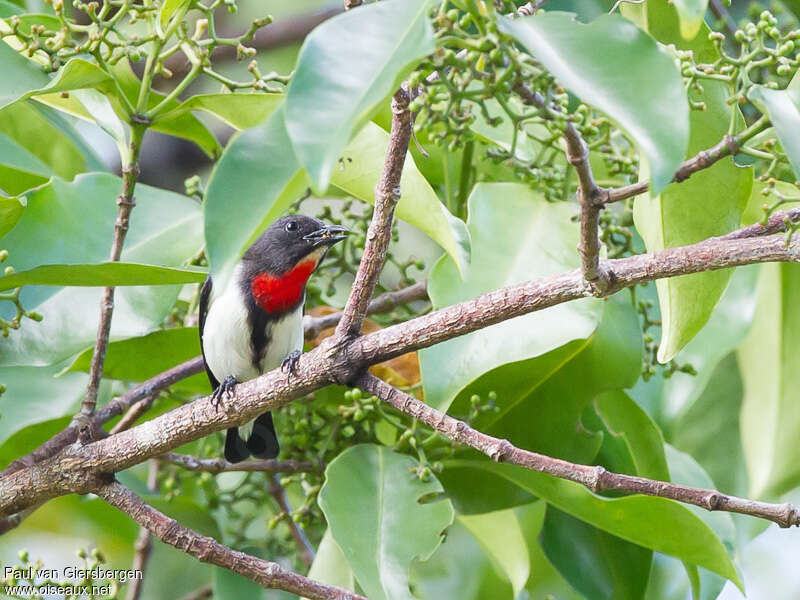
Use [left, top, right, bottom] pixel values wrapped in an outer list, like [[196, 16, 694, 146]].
[[210, 375, 238, 410], [281, 350, 302, 382]]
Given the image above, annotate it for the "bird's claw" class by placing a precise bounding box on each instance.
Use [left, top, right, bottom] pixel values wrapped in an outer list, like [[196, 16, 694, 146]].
[[281, 350, 302, 382], [210, 375, 237, 411]]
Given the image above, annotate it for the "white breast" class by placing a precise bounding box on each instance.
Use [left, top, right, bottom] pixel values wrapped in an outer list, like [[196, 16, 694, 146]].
[[202, 265, 305, 385]]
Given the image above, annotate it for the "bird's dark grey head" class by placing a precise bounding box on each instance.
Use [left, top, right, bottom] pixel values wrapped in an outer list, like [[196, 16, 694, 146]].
[[242, 215, 348, 275]]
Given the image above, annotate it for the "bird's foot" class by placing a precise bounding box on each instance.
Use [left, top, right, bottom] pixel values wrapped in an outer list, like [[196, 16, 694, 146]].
[[210, 375, 238, 411], [281, 350, 302, 382]]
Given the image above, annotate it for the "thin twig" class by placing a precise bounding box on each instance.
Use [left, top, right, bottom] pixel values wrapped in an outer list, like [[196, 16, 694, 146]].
[[160, 453, 318, 475], [80, 125, 147, 418], [125, 459, 159, 600], [178, 585, 212, 600], [334, 87, 413, 340], [357, 373, 800, 528], [268, 475, 316, 568], [709, 0, 738, 40], [97, 482, 365, 600]]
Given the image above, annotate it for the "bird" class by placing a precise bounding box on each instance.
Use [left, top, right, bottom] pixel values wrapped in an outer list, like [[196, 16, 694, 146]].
[[198, 215, 348, 463]]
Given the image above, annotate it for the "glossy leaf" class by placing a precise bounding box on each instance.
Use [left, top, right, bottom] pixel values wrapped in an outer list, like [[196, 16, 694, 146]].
[[66, 328, 209, 394], [441, 297, 641, 513], [204, 105, 308, 290], [540, 506, 651, 600], [303, 529, 356, 599], [458, 510, 529, 597], [465, 462, 740, 587], [0, 361, 104, 449], [499, 12, 688, 194], [319, 444, 454, 600], [0, 173, 203, 366], [739, 262, 800, 498], [419, 183, 603, 414], [331, 122, 470, 276], [633, 18, 753, 362], [155, 92, 284, 130], [286, 0, 436, 191], [0, 194, 25, 237], [749, 83, 800, 182], [0, 262, 206, 291], [671, 0, 709, 39], [0, 38, 49, 108], [411, 520, 513, 600]]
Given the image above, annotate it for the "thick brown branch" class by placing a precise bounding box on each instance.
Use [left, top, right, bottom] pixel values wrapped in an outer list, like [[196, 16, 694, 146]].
[[160, 453, 318, 475], [334, 88, 413, 340], [97, 482, 365, 600], [81, 126, 147, 417], [2, 231, 799, 518], [357, 373, 800, 528]]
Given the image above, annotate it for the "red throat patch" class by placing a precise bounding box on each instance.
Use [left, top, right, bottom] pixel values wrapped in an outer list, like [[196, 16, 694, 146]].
[[251, 259, 317, 314]]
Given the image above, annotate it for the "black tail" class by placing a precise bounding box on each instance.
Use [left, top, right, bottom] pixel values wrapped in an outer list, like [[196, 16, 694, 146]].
[[224, 411, 280, 463]]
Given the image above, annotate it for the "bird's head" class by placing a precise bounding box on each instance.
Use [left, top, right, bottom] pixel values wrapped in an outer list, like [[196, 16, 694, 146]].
[[242, 215, 348, 314], [243, 215, 349, 276]]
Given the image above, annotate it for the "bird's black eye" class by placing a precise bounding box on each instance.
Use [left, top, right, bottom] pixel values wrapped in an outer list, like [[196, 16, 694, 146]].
[[285, 221, 298, 232]]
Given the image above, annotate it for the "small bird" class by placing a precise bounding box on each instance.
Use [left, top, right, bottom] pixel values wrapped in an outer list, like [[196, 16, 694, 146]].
[[199, 215, 348, 463]]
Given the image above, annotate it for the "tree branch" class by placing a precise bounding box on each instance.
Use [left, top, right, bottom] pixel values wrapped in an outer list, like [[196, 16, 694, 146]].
[[160, 453, 318, 475], [356, 373, 800, 528], [125, 459, 158, 600], [334, 87, 413, 340], [564, 123, 608, 289], [2, 230, 800, 518], [80, 125, 147, 418], [96, 481, 365, 600]]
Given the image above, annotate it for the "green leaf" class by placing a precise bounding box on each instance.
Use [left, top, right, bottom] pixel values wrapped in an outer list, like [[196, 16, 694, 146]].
[[419, 183, 604, 414], [440, 297, 641, 513], [411, 520, 514, 600], [458, 510, 530, 597], [319, 444, 455, 600], [749, 84, 800, 182], [286, 0, 436, 191], [632, 19, 753, 362], [155, 92, 284, 130], [0, 100, 103, 183], [331, 122, 470, 276], [671, 0, 709, 39], [0, 38, 50, 109], [540, 506, 652, 600], [204, 105, 308, 290], [739, 262, 800, 498], [593, 390, 670, 481], [498, 12, 688, 194], [0, 262, 206, 291], [66, 327, 209, 394], [671, 354, 747, 497], [466, 462, 741, 587], [0, 360, 105, 449], [302, 529, 355, 599], [0, 173, 203, 366], [158, 0, 191, 33]]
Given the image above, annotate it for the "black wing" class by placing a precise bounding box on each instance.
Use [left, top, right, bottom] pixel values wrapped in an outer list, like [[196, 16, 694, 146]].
[[198, 276, 219, 390]]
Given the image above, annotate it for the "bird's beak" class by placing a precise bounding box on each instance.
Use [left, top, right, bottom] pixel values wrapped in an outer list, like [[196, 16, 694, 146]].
[[303, 224, 349, 247]]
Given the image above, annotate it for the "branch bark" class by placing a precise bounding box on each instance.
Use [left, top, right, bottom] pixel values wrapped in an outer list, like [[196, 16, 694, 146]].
[[160, 453, 318, 475], [125, 459, 158, 600], [2, 230, 799, 518], [97, 482, 366, 600], [80, 125, 147, 418], [356, 373, 800, 528], [334, 87, 413, 340]]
